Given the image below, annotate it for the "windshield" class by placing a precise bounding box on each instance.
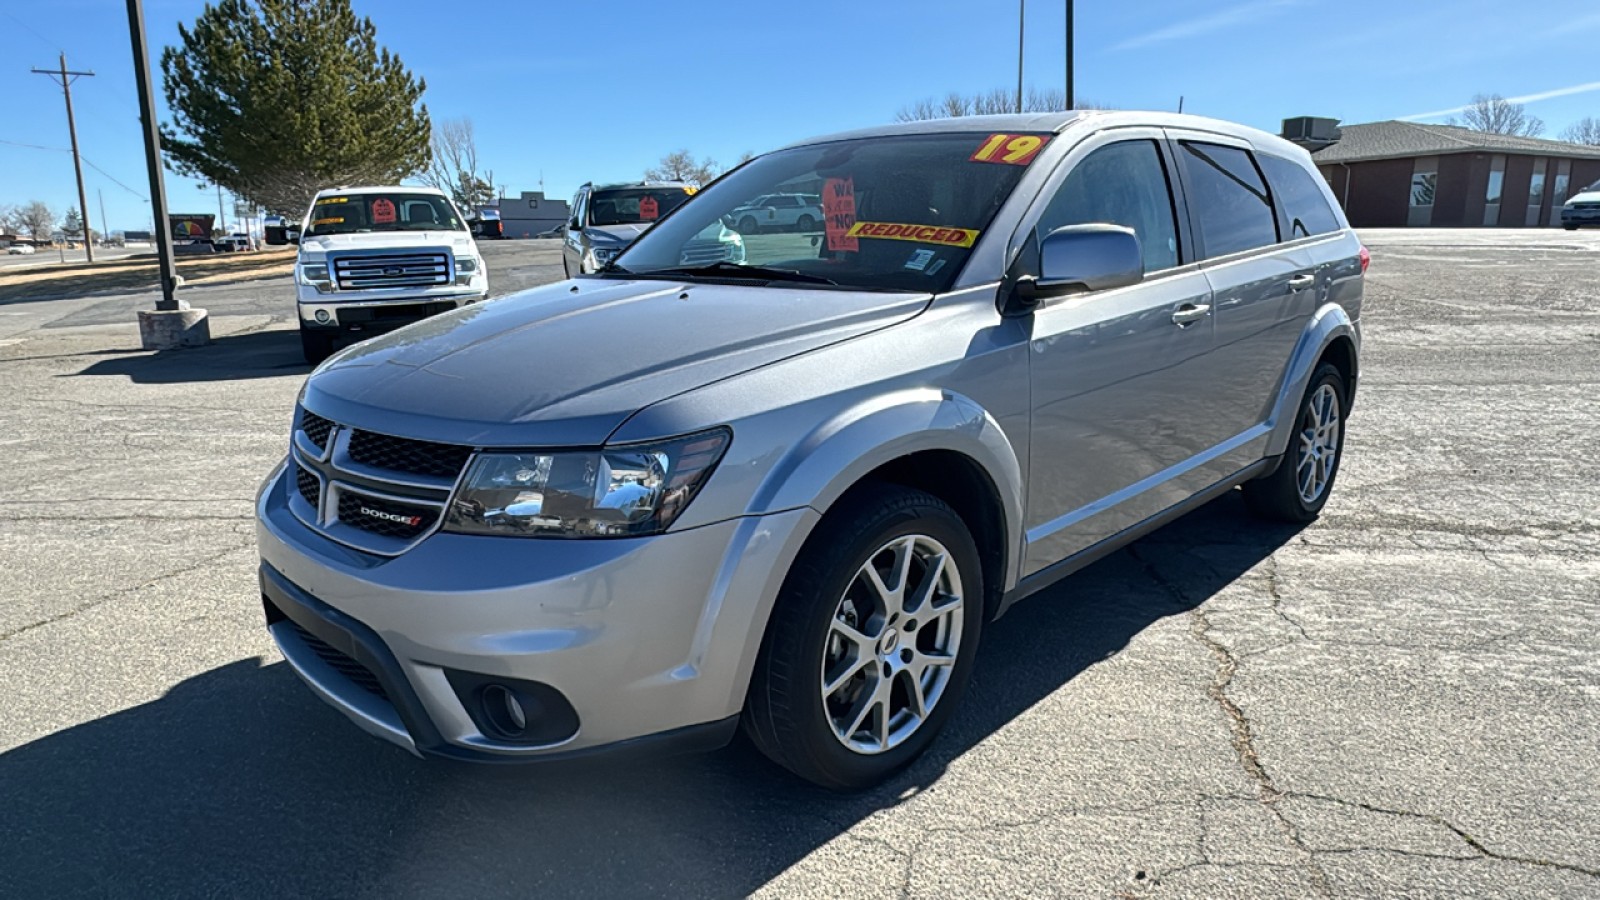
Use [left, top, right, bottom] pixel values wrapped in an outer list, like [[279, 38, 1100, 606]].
[[303, 193, 465, 236], [610, 132, 1044, 292], [588, 187, 693, 227]]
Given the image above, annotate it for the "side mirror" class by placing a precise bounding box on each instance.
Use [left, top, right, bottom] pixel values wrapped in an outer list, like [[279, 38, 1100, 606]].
[[1035, 224, 1143, 296], [287, 231, 300, 245]]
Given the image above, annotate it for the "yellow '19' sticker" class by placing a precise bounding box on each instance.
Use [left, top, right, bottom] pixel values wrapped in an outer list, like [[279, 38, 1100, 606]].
[[313, 217, 344, 226], [845, 221, 979, 248], [320, 197, 349, 204]]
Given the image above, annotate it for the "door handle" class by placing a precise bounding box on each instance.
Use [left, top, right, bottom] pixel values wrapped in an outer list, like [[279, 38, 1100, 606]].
[[1288, 273, 1316, 291], [1170, 303, 1211, 325]]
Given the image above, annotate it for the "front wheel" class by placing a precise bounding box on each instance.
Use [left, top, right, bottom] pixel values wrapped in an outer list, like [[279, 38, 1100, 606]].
[[737, 216, 760, 234], [744, 484, 984, 790], [1243, 362, 1347, 522], [795, 214, 816, 233]]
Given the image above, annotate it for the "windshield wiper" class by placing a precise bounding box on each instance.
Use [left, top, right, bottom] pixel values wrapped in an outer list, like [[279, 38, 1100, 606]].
[[633, 261, 837, 285]]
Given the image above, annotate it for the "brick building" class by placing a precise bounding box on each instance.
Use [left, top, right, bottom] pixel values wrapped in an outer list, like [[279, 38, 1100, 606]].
[[1282, 117, 1600, 228]]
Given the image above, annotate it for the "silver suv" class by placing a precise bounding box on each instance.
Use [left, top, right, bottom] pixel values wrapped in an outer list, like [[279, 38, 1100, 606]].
[[257, 111, 1364, 789]]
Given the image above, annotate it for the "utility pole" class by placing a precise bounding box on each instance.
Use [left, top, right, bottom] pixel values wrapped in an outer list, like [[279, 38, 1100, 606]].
[[1016, 0, 1026, 114], [98, 188, 109, 246], [32, 53, 96, 263], [1064, 0, 1074, 111]]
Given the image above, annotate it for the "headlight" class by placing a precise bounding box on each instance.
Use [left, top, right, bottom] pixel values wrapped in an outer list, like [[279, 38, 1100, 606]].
[[442, 429, 730, 538], [298, 262, 333, 293], [455, 255, 481, 285], [593, 246, 622, 265]]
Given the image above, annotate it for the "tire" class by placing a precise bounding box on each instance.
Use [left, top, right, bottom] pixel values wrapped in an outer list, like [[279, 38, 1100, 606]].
[[562, 255, 572, 278], [300, 329, 335, 365], [744, 483, 984, 790], [1564, 225, 1578, 231], [796, 214, 816, 233], [1243, 362, 1347, 522], [738, 216, 760, 234]]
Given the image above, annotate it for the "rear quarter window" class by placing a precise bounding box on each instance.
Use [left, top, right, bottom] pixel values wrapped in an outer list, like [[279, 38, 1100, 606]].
[[1258, 153, 1343, 239]]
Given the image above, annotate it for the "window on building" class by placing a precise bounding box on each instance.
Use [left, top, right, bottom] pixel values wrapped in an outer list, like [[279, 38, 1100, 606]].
[[1037, 139, 1181, 272], [1410, 172, 1437, 207], [1527, 168, 1547, 227], [1553, 158, 1572, 203], [1258, 153, 1342, 238], [1484, 155, 1506, 226], [1177, 141, 1278, 258]]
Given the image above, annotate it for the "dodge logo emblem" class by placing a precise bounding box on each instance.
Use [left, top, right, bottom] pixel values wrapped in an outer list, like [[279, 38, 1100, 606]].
[[360, 506, 422, 527]]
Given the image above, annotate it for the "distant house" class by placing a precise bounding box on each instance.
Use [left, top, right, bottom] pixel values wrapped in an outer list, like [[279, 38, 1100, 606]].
[[1283, 117, 1600, 228], [492, 191, 572, 238]]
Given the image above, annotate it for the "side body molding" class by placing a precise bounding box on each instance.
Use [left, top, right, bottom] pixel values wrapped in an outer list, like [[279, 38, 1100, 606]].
[[1264, 302, 1361, 459], [747, 388, 1027, 594]]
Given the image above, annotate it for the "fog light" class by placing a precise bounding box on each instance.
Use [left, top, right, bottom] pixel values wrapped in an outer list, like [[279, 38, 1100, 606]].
[[481, 683, 527, 733], [314, 309, 331, 324]]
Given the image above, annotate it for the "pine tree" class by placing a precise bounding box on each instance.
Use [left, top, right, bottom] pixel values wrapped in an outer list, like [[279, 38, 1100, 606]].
[[61, 207, 84, 239], [160, 0, 431, 215]]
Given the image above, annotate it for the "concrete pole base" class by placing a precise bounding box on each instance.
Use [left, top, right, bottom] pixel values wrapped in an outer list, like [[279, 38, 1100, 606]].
[[138, 308, 211, 350]]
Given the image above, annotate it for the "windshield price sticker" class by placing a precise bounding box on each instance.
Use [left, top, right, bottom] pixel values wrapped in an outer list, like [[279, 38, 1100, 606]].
[[846, 221, 979, 248], [639, 196, 660, 220], [370, 198, 398, 224], [313, 217, 344, 226], [970, 133, 1050, 166], [823, 177, 858, 252], [321, 197, 349, 204]]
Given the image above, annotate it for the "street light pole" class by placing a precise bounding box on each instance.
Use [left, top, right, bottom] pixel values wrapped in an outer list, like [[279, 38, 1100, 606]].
[[1065, 0, 1074, 111], [127, 0, 209, 348], [1016, 0, 1026, 114]]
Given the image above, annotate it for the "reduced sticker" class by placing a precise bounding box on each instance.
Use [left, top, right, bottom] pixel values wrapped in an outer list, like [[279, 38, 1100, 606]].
[[313, 217, 344, 226], [371, 198, 397, 224], [845, 221, 979, 248], [321, 197, 349, 204]]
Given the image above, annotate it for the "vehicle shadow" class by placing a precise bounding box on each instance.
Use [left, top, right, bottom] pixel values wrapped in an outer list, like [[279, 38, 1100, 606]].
[[0, 494, 1303, 899], [70, 329, 312, 383]]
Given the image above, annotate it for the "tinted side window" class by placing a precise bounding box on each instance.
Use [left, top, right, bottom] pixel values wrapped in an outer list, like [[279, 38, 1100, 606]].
[[1178, 142, 1278, 258], [1037, 140, 1180, 273], [1258, 153, 1342, 239]]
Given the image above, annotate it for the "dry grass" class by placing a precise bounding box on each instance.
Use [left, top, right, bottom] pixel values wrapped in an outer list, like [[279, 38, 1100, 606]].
[[0, 247, 298, 302]]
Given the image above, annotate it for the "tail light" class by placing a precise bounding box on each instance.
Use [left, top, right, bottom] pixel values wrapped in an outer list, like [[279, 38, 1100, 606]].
[[1358, 245, 1370, 273]]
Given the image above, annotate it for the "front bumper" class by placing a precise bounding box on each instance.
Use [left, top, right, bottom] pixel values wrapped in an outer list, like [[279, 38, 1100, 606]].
[[1560, 208, 1600, 227], [256, 463, 818, 762], [298, 291, 487, 335]]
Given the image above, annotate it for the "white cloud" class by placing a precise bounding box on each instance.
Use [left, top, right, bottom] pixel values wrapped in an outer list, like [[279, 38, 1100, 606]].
[[1111, 0, 1303, 51], [1401, 81, 1600, 121]]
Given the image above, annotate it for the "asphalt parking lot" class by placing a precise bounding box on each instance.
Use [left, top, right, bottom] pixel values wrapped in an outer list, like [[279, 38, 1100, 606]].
[[1, 231, 1596, 898]]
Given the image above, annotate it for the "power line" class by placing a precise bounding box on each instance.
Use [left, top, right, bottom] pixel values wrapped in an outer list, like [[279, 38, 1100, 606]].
[[0, 138, 150, 201], [2, 10, 65, 53]]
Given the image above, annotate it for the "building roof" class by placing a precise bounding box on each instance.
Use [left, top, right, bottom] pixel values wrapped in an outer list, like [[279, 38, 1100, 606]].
[[1312, 120, 1600, 163]]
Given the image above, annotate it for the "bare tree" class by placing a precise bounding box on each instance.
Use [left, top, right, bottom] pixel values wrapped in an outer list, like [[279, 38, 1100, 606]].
[[1448, 94, 1544, 137], [645, 150, 719, 187], [421, 117, 496, 214], [16, 201, 55, 240], [0, 204, 16, 234], [1560, 117, 1600, 146], [896, 87, 1112, 121]]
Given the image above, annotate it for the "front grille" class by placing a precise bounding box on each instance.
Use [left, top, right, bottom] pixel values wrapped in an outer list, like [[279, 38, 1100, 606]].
[[337, 491, 438, 539], [294, 463, 321, 508], [348, 429, 473, 479], [287, 621, 390, 702], [300, 410, 333, 450], [333, 253, 450, 290], [679, 240, 734, 266]]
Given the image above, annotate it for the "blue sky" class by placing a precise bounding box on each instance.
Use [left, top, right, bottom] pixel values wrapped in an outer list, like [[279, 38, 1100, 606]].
[[4, 0, 1600, 234]]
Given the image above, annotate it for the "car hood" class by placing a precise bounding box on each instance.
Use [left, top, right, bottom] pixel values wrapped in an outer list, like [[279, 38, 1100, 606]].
[[1564, 190, 1600, 206], [298, 231, 477, 255], [585, 223, 649, 244], [302, 278, 931, 447]]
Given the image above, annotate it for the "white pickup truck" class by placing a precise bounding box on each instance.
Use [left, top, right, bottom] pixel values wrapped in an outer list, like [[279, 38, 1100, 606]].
[[291, 186, 489, 363]]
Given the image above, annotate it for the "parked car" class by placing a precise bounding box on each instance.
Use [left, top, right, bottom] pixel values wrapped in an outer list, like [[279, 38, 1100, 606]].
[[1560, 180, 1600, 230], [563, 181, 739, 275], [6, 243, 36, 255], [213, 234, 251, 252], [728, 192, 824, 234], [290, 185, 489, 364], [258, 111, 1364, 788]]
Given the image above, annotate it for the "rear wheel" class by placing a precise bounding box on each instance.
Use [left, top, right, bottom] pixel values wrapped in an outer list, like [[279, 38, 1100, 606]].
[[300, 329, 335, 365], [744, 484, 983, 790], [796, 214, 816, 233], [1243, 362, 1347, 522]]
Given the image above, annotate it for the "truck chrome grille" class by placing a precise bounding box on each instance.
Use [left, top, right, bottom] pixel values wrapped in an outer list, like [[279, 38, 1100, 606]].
[[288, 405, 470, 555], [679, 241, 734, 266], [332, 252, 450, 290]]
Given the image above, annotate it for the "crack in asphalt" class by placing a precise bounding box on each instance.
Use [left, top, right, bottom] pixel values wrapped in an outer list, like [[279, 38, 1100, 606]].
[[1124, 545, 1334, 897], [0, 539, 256, 644], [1291, 793, 1600, 879]]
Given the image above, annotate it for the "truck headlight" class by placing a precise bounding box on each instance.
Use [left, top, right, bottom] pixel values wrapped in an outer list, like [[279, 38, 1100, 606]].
[[442, 429, 730, 538], [298, 262, 333, 293], [592, 246, 623, 266], [455, 255, 481, 285]]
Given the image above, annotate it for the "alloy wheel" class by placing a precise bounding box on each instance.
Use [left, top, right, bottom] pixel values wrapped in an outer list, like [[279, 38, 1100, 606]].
[[1296, 383, 1341, 504], [820, 534, 963, 755]]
